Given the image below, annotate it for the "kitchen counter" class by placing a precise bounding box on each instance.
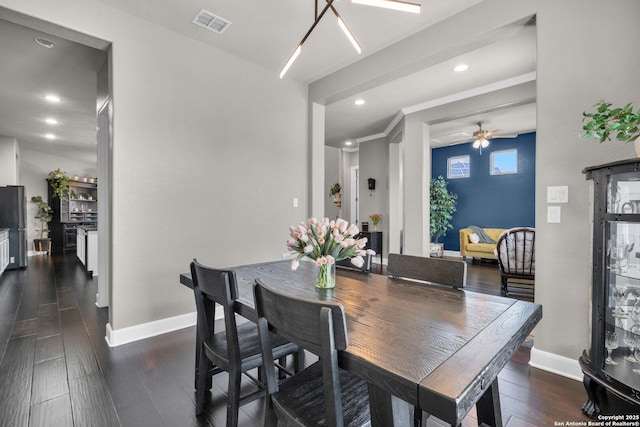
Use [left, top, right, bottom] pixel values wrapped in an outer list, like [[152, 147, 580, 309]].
[[77, 226, 98, 276]]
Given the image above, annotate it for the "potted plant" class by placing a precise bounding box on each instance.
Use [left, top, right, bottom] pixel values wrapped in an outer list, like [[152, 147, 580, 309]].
[[329, 182, 342, 207], [429, 176, 457, 257], [582, 100, 640, 155], [31, 195, 53, 253], [48, 168, 70, 200]]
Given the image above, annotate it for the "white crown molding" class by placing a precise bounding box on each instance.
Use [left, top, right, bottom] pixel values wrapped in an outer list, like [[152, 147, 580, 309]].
[[355, 71, 537, 144]]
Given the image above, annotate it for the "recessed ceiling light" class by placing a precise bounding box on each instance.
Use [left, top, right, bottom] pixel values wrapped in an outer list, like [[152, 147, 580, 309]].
[[45, 94, 61, 103], [454, 64, 469, 72], [354, 99, 365, 106], [45, 118, 58, 125], [45, 133, 56, 140], [345, 141, 353, 146], [34, 38, 55, 49]]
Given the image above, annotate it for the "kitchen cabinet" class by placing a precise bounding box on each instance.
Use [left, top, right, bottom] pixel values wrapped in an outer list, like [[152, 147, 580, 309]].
[[48, 179, 97, 253], [581, 158, 640, 416]]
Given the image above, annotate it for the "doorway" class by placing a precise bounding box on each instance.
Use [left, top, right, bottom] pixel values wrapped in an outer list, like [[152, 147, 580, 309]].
[[350, 166, 359, 226]]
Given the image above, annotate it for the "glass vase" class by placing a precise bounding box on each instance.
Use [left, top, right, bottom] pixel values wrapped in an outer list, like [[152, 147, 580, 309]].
[[315, 262, 336, 289]]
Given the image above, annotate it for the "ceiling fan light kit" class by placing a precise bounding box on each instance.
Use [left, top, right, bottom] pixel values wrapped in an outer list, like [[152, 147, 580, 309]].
[[279, 0, 420, 78]]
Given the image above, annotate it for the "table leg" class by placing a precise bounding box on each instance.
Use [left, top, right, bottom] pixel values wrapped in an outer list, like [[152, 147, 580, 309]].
[[368, 384, 411, 426], [476, 378, 503, 427]]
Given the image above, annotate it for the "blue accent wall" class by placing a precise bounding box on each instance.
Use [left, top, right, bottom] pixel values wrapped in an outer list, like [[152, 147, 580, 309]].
[[431, 132, 536, 251]]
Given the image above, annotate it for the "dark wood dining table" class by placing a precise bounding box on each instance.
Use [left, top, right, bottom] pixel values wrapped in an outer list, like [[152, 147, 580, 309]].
[[180, 260, 542, 427]]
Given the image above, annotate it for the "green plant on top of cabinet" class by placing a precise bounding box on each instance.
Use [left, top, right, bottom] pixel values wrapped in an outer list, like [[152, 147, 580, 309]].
[[48, 168, 71, 200]]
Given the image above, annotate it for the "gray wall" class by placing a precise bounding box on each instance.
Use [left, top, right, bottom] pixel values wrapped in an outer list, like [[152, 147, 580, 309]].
[[324, 146, 340, 219], [0, 0, 308, 333], [534, 0, 640, 363], [0, 136, 18, 185], [359, 138, 389, 258]]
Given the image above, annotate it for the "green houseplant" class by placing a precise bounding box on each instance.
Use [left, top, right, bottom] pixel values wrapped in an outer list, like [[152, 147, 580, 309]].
[[329, 182, 342, 207], [48, 168, 70, 200], [31, 195, 53, 253], [582, 100, 640, 154], [429, 176, 457, 257]]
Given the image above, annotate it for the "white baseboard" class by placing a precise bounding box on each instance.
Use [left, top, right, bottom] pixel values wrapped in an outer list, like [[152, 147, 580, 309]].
[[105, 311, 197, 347], [104, 308, 226, 347], [443, 250, 461, 258], [529, 346, 583, 382]]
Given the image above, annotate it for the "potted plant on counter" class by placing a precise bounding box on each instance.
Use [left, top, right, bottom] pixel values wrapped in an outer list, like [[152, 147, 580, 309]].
[[429, 176, 457, 257], [31, 196, 53, 253], [582, 100, 640, 156]]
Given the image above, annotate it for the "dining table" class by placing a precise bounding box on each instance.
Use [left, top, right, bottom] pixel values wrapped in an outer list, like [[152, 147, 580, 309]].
[[179, 260, 542, 427]]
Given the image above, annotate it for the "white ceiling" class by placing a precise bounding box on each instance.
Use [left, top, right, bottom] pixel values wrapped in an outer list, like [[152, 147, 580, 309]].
[[0, 18, 106, 160], [0, 0, 536, 159]]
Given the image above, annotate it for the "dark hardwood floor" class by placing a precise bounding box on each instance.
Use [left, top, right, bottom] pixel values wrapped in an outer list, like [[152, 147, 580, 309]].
[[0, 254, 596, 426]]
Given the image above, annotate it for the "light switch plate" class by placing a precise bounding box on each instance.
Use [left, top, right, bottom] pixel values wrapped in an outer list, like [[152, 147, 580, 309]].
[[547, 206, 561, 223], [547, 186, 569, 203]]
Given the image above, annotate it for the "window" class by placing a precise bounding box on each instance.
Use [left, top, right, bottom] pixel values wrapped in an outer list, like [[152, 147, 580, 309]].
[[447, 155, 470, 179], [491, 149, 518, 175]]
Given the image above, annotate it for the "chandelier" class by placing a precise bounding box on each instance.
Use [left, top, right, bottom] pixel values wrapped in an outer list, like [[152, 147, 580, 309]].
[[280, 0, 421, 78]]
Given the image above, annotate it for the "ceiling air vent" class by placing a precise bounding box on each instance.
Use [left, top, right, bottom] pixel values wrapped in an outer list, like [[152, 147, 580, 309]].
[[192, 9, 232, 34]]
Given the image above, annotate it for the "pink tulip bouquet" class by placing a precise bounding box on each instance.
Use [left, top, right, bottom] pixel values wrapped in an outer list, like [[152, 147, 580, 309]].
[[286, 217, 375, 288]]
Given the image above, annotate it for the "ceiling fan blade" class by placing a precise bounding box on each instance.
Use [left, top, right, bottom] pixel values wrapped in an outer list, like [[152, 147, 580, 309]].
[[496, 134, 519, 138]]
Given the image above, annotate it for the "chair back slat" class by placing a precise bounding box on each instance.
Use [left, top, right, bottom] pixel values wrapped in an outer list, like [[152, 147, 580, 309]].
[[387, 253, 466, 288], [253, 279, 347, 355], [496, 228, 535, 277], [190, 259, 241, 360]]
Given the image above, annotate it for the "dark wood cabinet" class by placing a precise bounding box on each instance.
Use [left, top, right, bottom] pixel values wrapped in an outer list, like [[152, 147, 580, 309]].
[[359, 231, 382, 264], [48, 180, 97, 253], [581, 159, 640, 416]]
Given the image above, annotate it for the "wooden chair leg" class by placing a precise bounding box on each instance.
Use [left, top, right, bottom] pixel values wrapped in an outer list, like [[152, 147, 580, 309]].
[[294, 349, 305, 373], [195, 348, 209, 415], [227, 369, 242, 427]]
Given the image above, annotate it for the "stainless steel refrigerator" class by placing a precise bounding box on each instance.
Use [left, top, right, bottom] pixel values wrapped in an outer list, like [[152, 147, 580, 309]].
[[0, 185, 27, 269]]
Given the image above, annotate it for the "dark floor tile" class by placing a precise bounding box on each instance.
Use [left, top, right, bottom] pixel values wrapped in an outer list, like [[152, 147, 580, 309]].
[[31, 356, 69, 404], [35, 334, 64, 363], [56, 287, 78, 310], [0, 336, 35, 427], [60, 309, 100, 381], [117, 398, 168, 427], [69, 372, 120, 427], [10, 318, 38, 338], [37, 303, 60, 339], [28, 394, 73, 427]]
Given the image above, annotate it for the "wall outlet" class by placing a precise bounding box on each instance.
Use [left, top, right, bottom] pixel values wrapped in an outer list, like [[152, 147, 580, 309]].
[[293, 198, 298, 208]]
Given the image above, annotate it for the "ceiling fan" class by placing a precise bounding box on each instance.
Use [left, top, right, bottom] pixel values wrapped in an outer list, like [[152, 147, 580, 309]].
[[469, 122, 518, 151], [280, 0, 421, 78]]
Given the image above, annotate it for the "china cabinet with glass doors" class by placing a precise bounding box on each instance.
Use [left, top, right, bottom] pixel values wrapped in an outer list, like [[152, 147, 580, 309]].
[[582, 159, 640, 416]]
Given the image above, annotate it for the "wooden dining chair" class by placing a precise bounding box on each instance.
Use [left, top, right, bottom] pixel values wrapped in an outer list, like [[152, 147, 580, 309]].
[[190, 260, 303, 427], [387, 253, 467, 427], [387, 253, 467, 289], [495, 227, 535, 296], [253, 279, 371, 427]]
